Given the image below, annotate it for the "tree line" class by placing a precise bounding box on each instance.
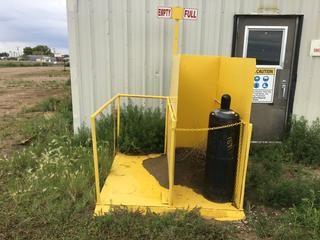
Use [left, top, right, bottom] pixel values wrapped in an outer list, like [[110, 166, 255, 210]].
[[23, 45, 53, 56]]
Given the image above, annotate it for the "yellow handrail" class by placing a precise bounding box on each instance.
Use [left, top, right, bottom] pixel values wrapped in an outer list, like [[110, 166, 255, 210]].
[[118, 93, 168, 100], [91, 94, 120, 118], [91, 93, 175, 203]]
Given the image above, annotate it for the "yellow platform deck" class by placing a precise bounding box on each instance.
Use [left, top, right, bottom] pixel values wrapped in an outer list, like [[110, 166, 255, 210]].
[[95, 153, 245, 221]]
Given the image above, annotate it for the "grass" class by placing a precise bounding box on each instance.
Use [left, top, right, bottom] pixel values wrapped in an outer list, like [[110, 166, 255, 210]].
[[14, 69, 70, 78], [1, 93, 320, 239], [250, 194, 320, 240], [247, 142, 320, 208], [0, 60, 55, 67], [0, 96, 232, 239], [5, 79, 65, 90]]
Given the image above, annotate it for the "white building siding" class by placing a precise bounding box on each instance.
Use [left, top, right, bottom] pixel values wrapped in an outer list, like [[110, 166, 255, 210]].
[[67, 0, 320, 130]]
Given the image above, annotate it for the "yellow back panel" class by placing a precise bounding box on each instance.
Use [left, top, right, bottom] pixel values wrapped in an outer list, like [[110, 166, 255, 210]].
[[175, 55, 255, 148], [176, 55, 220, 148], [217, 57, 256, 123]]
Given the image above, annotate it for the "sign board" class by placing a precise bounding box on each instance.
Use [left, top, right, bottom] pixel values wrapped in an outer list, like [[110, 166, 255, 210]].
[[157, 7, 172, 18], [253, 68, 276, 104], [183, 8, 198, 20], [157, 7, 198, 20], [310, 39, 320, 56]]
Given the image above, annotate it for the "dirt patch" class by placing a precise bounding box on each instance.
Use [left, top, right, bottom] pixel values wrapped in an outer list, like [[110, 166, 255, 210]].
[[143, 148, 206, 192], [0, 66, 68, 117], [0, 66, 70, 157]]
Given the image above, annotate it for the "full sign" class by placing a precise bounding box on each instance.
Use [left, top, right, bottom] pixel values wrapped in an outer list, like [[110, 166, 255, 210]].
[[157, 7, 198, 20], [253, 67, 276, 104], [183, 8, 198, 20]]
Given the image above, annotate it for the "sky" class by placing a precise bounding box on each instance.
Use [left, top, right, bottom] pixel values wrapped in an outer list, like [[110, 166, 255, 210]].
[[0, 0, 68, 55]]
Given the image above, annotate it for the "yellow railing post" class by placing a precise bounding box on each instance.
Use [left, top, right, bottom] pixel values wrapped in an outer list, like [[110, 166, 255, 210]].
[[90, 116, 101, 204], [113, 101, 117, 156], [164, 99, 169, 154], [168, 119, 176, 206], [91, 93, 170, 206], [117, 96, 121, 151]]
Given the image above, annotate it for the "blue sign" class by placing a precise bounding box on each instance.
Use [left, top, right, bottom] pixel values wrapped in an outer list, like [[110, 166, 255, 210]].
[[254, 83, 260, 89], [263, 76, 269, 81], [254, 76, 260, 81], [262, 83, 268, 88]]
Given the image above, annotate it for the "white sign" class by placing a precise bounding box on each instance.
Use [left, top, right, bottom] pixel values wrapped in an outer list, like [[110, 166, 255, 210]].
[[310, 39, 320, 56], [183, 8, 198, 20], [253, 68, 276, 104], [157, 7, 198, 20], [157, 7, 172, 18]]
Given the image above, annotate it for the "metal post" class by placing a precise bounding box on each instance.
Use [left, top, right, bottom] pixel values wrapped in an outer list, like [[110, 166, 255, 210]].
[[117, 96, 121, 151], [168, 120, 176, 206], [171, 7, 183, 55], [90, 116, 101, 204], [164, 99, 169, 154], [172, 20, 180, 55], [113, 102, 117, 156]]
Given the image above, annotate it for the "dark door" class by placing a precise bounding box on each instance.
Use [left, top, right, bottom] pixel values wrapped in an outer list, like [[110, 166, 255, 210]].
[[233, 15, 302, 141]]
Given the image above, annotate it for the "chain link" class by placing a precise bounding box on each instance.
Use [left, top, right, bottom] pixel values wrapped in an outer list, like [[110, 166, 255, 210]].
[[175, 121, 243, 132]]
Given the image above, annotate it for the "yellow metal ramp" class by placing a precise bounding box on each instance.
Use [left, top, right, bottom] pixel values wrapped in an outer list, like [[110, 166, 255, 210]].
[[95, 153, 244, 221]]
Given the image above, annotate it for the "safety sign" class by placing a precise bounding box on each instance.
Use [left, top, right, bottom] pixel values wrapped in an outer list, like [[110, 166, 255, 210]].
[[253, 68, 276, 103]]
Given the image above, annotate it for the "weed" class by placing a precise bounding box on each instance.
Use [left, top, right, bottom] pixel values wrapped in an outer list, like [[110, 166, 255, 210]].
[[0, 96, 234, 239], [0, 60, 52, 67], [284, 116, 320, 165], [90, 207, 233, 240], [250, 193, 320, 240], [247, 142, 320, 208], [65, 78, 71, 86], [119, 103, 165, 154]]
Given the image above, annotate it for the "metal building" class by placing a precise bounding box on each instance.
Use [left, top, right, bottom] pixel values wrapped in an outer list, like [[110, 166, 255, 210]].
[[66, 0, 320, 141]]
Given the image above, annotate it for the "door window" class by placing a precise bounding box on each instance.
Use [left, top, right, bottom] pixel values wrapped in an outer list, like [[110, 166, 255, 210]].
[[243, 26, 288, 68]]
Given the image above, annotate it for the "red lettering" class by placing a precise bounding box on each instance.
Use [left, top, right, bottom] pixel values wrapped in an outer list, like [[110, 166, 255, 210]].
[[158, 8, 171, 17], [184, 9, 197, 19]]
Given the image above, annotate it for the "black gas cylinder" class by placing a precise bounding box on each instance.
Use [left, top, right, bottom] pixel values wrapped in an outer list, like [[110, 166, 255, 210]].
[[204, 94, 240, 202]]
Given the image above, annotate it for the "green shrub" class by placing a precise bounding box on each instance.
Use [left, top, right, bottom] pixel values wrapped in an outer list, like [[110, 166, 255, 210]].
[[246, 144, 284, 201], [266, 178, 320, 208], [118, 104, 165, 154], [247, 142, 320, 208], [0, 61, 53, 67], [284, 117, 320, 165], [247, 117, 320, 208]]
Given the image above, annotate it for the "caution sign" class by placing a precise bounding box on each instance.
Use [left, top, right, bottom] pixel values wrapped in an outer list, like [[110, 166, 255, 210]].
[[253, 68, 276, 103]]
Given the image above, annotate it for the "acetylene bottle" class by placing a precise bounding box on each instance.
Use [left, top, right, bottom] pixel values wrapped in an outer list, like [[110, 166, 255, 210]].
[[204, 94, 240, 202]]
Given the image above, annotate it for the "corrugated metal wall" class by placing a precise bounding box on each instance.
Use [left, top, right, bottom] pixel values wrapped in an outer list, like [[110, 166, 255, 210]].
[[67, 0, 320, 130]]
